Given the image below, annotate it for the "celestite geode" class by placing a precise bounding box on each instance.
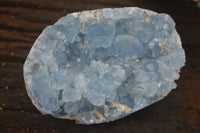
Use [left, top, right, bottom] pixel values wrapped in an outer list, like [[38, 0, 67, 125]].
[[23, 7, 185, 124]]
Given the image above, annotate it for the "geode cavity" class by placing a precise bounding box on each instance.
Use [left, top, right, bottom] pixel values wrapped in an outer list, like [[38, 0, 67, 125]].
[[23, 7, 185, 124]]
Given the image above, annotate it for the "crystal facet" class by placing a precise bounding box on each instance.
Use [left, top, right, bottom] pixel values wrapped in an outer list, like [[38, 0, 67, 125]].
[[23, 7, 185, 124]]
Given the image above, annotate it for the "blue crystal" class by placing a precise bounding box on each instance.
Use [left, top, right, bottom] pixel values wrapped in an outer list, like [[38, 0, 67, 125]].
[[24, 7, 185, 124]]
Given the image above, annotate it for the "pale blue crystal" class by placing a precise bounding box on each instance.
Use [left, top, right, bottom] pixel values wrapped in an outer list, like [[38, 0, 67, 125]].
[[23, 7, 185, 124]]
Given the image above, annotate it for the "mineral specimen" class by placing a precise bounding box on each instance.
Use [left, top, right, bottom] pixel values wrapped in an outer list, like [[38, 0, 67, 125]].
[[23, 7, 185, 124]]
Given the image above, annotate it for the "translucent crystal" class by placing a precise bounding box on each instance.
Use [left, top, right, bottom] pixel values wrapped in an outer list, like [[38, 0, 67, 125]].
[[23, 7, 185, 124]]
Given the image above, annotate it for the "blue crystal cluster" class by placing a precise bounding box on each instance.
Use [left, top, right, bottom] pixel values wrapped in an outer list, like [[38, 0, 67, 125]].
[[24, 7, 185, 124]]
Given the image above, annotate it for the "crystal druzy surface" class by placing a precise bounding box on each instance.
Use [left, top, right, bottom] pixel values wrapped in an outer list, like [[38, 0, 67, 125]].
[[24, 7, 185, 124]]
